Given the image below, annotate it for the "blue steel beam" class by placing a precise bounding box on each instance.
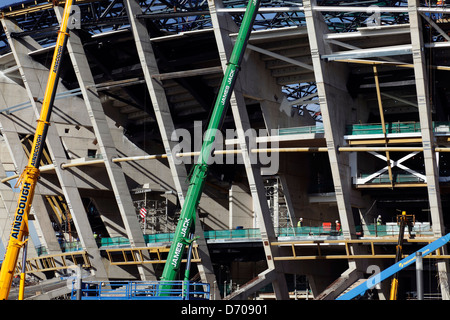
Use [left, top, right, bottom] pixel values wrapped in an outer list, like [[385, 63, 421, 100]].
[[337, 233, 450, 300]]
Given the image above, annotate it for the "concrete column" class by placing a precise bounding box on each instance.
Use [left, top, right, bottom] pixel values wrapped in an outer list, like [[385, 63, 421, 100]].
[[408, 0, 450, 300], [303, 0, 366, 299], [124, 0, 188, 203], [0, 26, 63, 257], [408, 0, 445, 237], [123, 0, 219, 294], [0, 157, 15, 255], [1, 17, 109, 280], [53, 6, 154, 280], [208, 0, 289, 300], [0, 126, 60, 256], [0, 132, 52, 257], [303, 0, 358, 240]]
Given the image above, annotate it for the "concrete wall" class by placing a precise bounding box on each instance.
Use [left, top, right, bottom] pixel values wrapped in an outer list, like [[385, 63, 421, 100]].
[[229, 183, 254, 229]]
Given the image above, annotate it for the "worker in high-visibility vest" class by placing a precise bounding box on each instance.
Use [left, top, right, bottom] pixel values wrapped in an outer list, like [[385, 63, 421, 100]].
[[335, 220, 341, 233]]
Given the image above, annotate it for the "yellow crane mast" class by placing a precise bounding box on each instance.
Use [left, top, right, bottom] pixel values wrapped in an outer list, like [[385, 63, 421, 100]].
[[0, 0, 75, 300]]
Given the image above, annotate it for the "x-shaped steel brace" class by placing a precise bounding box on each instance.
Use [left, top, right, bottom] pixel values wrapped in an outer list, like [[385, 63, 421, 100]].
[[358, 151, 426, 184]]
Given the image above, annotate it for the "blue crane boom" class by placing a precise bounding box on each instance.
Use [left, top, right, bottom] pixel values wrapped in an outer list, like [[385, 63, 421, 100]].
[[337, 233, 450, 300]]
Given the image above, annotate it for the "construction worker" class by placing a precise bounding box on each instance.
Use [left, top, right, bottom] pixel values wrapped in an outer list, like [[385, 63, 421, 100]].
[[402, 211, 415, 239], [377, 215, 382, 226], [335, 220, 341, 234], [436, 0, 445, 19], [297, 218, 303, 228]]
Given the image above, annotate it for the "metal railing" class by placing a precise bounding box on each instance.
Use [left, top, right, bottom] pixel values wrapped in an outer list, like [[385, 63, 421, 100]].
[[277, 121, 450, 137], [346, 121, 450, 136], [39, 224, 435, 257], [278, 125, 324, 135], [205, 228, 261, 240], [71, 280, 210, 300], [15, 250, 91, 275]]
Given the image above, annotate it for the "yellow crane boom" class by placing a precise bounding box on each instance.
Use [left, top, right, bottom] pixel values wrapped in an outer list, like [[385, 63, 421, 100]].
[[0, 0, 75, 300]]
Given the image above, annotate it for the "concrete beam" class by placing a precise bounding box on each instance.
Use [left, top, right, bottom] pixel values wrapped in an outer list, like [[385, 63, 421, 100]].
[[315, 264, 362, 300], [225, 268, 277, 300]]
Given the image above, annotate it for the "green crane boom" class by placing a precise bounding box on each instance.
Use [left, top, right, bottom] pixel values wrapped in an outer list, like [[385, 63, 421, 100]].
[[160, 0, 261, 286]]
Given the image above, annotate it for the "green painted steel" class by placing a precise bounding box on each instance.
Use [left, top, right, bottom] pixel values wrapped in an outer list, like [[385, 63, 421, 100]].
[[159, 0, 261, 287], [346, 121, 450, 136], [278, 126, 325, 135]]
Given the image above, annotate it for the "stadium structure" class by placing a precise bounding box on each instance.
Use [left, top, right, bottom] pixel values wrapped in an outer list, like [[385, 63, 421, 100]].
[[0, 0, 450, 300]]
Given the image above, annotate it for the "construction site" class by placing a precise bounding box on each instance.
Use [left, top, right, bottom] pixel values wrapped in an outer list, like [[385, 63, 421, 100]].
[[0, 0, 450, 301]]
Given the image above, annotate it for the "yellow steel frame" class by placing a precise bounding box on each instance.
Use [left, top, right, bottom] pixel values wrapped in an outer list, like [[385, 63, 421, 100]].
[[14, 251, 91, 275], [272, 238, 450, 260], [10, 245, 200, 278], [106, 245, 201, 265], [348, 138, 423, 145]]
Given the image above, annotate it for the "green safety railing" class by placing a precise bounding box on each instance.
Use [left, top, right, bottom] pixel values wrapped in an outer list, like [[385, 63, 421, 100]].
[[45, 224, 434, 255], [356, 224, 433, 237], [278, 126, 325, 135], [346, 122, 422, 135], [204, 228, 261, 240], [346, 121, 450, 136], [276, 122, 450, 137], [98, 236, 131, 247], [276, 226, 340, 237]]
